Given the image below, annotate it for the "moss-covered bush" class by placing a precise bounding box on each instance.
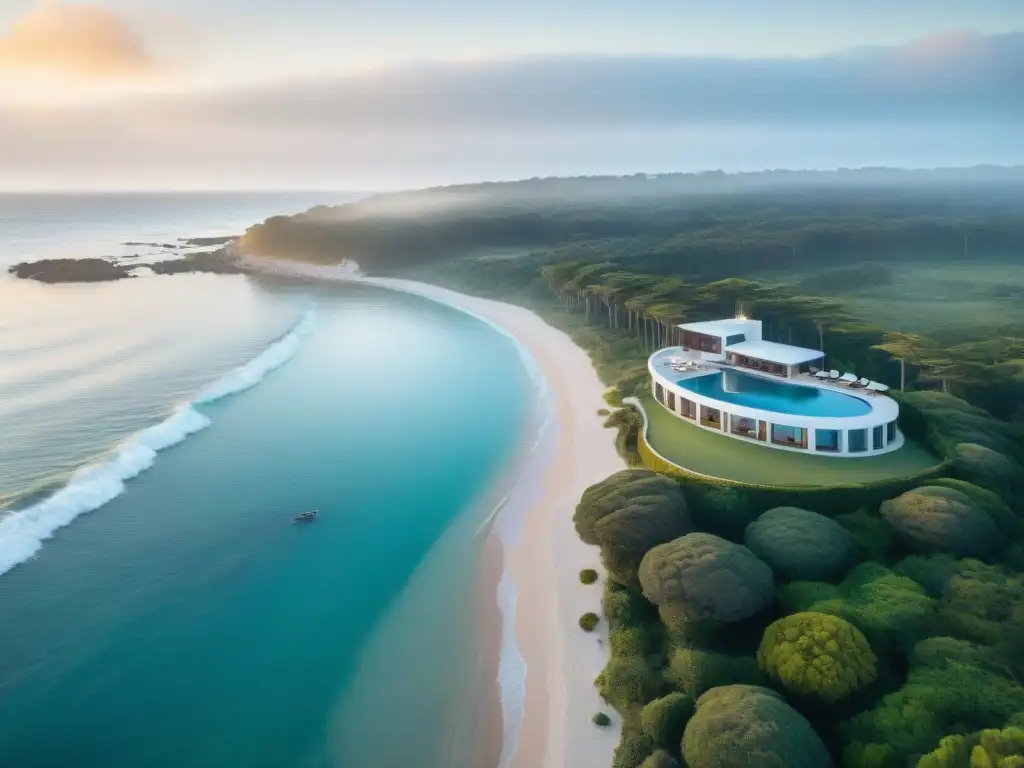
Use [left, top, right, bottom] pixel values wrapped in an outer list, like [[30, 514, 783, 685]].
[[603, 580, 656, 628], [580, 612, 600, 631], [640, 692, 694, 752], [778, 562, 935, 653], [897, 390, 1024, 463], [612, 723, 657, 768], [843, 635, 1024, 763], [596, 655, 666, 711], [929, 477, 1022, 542], [918, 726, 1024, 767], [880, 485, 1000, 557], [893, 553, 959, 598], [609, 626, 652, 657], [667, 648, 762, 700], [952, 442, 1022, 502], [744, 506, 856, 581], [640, 750, 682, 768], [580, 568, 599, 585], [757, 612, 877, 704], [638, 533, 774, 624], [593, 712, 612, 727], [575, 469, 693, 584], [927, 559, 1024, 647], [836, 508, 900, 563], [682, 685, 831, 768]]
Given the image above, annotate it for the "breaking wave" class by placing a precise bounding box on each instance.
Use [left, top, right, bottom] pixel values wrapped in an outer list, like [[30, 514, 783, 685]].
[[0, 305, 317, 576]]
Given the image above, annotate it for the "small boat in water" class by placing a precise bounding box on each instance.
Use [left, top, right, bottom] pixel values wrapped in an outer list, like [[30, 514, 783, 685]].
[[293, 509, 318, 523]]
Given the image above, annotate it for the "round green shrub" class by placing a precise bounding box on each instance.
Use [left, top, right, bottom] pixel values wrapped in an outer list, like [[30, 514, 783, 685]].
[[580, 568, 599, 585], [952, 442, 1021, 500], [580, 612, 600, 632], [574, 469, 693, 585], [595, 655, 665, 711], [641, 750, 682, 768], [918, 726, 1024, 767], [757, 611, 877, 704], [638, 533, 774, 624], [682, 685, 831, 768], [640, 692, 694, 751], [592, 712, 611, 727], [744, 506, 856, 581], [609, 626, 652, 657], [879, 485, 999, 557]]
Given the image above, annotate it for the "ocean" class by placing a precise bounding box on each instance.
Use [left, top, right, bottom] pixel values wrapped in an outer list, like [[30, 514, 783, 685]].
[[0, 193, 536, 767]]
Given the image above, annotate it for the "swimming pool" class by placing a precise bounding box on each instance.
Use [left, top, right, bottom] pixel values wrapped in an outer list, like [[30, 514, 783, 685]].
[[677, 370, 872, 418]]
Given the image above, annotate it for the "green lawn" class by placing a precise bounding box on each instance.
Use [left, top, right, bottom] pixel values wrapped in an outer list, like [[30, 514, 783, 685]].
[[639, 394, 939, 487]]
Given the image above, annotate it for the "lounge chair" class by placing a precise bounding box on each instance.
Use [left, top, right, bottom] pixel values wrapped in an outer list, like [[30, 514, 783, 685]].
[[840, 372, 858, 385], [866, 381, 890, 393], [849, 377, 870, 389], [828, 370, 841, 380], [814, 370, 830, 380]]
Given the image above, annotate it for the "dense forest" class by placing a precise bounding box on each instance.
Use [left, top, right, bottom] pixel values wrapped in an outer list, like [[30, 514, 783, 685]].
[[242, 167, 1024, 281], [243, 168, 1024, 766]]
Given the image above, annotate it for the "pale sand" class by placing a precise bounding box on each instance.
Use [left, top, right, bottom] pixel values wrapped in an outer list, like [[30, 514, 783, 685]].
[[242, 257, 625, 768]]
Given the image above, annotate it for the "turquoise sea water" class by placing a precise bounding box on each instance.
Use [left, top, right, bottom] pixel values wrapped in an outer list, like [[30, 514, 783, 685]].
[[678, 370, 872, 417], [0, 195, 533, 767]]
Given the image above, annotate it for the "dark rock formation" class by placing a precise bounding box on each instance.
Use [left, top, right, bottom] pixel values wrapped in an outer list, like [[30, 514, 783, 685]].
[[8, 258, 133, 283], [9, 250, 242, 283], [182, 236, 236, 247]]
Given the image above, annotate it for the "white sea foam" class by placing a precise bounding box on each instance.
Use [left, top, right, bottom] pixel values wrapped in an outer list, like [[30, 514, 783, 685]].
[[196, 306, 316, 403], [0, 305, 317, 576], [497, 568, 527, 768]]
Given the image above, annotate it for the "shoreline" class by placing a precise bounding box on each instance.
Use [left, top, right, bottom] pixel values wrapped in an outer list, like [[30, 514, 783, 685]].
[[243, 256, 625, 768]]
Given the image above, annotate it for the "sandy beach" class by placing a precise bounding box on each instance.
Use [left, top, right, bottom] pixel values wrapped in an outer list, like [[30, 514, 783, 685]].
[[244, 257, 625, 768]]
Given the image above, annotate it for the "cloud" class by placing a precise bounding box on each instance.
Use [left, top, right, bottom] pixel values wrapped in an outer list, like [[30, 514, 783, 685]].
[[147, 30, 1021, 133], [0, 1, 178, 77], [0, 29, 1021, 188]]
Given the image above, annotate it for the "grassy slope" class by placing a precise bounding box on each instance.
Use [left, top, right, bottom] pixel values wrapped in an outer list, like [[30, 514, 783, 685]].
[[640, 394, 938, 486]]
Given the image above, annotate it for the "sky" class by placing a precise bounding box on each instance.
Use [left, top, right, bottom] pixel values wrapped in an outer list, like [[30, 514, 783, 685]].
[[0, 0, 1022, 189]]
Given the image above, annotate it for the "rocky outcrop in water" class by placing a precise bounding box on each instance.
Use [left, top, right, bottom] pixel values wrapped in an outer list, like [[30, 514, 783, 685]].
[[9, 250, 243, 283], [8, 258, 133, 283]]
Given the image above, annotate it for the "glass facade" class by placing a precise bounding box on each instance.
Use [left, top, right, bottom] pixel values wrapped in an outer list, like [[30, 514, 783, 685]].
[[873, 424, 885, 450], [848, 429, 867, 453], [700, 405, 723, 429], [772, 424, 807, 449], [887, 420, 897, 442], [731, 416, 760, 440], [815, 429, 840, 452]]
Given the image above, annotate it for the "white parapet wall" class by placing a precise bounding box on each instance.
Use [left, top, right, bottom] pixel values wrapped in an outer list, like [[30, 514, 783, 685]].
[[648, 347, 902, 458]]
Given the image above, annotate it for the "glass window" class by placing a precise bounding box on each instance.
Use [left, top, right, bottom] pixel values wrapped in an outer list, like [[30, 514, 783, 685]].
[[732, 416, 760, 439], [887, 420, 897, 442], [667, 391, 676, 411], [772, 424, 806, 449], [655, 382, 664, 403], [848, 429, 867, 453], [815, 429, 840, 452], [873, 425, 885, 450], [726, 333, 746, 346], [680, 397, 696, 419]]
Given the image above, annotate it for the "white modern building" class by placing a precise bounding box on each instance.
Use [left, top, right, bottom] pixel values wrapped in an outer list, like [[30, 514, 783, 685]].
[[649, 317, 901, 457]]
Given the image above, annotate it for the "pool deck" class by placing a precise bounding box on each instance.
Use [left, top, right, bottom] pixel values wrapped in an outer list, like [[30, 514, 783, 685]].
[[634, 393, 939, 487]]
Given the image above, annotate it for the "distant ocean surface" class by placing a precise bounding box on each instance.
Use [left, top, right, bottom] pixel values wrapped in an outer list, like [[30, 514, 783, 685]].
[[0, 193, 535, 766]]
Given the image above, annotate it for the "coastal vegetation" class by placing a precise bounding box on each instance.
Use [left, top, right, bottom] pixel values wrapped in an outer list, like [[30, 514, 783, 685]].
[[243, 170, 1024, 767], [580, 613, 600, 632], [580, 569, 599, 585]]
